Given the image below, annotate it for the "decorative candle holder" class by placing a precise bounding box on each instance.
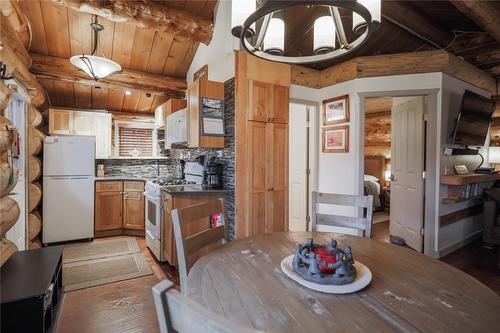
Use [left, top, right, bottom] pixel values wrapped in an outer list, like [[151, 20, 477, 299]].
[[292, 238, 356, 285]]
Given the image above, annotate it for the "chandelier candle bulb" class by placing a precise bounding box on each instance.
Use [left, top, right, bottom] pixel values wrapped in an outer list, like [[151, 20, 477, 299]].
[[231, 0, 256, 37], [314, 16, 336, 54], [353, 0, 381, 32], [263, 17, 285, 55]]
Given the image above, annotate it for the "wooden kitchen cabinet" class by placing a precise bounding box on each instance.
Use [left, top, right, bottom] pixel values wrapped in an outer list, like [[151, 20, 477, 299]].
[[186, 79, 224, 148], [122, 181, 145, 230], [248, 121, 289, 234], [95, 182, 123, 231], [162, 192, 226, 266], [248, 80, 289, 124], [49, 109, 72, 135], [95, 180, 145, 236], [48, 109, 112, 158]]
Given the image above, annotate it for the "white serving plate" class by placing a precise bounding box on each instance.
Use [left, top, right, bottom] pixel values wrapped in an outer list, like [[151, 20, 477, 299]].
[[280, 255, 372, 294]]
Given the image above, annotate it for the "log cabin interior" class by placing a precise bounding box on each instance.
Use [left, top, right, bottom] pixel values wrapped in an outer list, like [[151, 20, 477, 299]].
[[1, 0, 500, 332]]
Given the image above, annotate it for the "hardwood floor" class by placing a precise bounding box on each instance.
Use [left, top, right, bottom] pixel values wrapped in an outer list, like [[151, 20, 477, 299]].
[[56, 237, 178, 333], [57, 227, 499, 332], [372, 221, 500, 296]]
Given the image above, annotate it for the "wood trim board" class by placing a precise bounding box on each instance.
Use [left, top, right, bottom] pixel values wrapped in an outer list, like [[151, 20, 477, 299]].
[[439, 204, 483, 227]]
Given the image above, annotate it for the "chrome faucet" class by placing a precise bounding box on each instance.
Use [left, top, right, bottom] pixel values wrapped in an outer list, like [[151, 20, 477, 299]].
[[147, 161, 160, 179]]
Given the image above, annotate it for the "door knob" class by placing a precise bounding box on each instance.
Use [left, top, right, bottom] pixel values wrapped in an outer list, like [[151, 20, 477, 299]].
[[390, 175, 395, 181]]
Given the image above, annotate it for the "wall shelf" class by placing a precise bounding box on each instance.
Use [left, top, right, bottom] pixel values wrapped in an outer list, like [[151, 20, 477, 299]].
[[440, 172, 500, 186], [441, 195, 483, 204]]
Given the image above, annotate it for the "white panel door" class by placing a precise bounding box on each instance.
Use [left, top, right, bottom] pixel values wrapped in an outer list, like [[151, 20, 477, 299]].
[[289, 103, 308, 231], [390, 97, 425, 251]]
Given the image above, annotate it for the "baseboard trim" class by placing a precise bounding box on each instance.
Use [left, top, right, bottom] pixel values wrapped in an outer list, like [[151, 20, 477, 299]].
[[438, 230, 482, 258]]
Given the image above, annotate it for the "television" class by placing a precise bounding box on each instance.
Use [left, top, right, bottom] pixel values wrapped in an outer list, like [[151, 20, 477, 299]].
[[451, 90, 495, 147]]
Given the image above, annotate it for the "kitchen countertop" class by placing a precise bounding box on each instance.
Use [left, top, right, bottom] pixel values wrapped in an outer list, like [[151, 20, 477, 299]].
[[94, 176, 152, 182], [161, 185, 233, 194]]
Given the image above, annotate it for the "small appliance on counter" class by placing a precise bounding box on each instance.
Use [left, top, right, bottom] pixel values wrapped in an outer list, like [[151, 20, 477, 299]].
[[206, 156, 223, 188], [97, 164, 105, 177]]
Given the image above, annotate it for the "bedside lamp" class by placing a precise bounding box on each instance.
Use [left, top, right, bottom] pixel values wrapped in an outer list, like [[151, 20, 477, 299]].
[[384, 170, 391, 187], [489, 147, 500, 170]]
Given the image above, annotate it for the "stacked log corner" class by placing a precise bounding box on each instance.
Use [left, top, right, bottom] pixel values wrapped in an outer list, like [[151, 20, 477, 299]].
[[0, 83, 19, 265], [27, 105, 44, 249]]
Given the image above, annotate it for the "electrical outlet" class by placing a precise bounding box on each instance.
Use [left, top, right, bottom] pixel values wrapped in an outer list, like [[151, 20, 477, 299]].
[[216, 150, 223, 157]]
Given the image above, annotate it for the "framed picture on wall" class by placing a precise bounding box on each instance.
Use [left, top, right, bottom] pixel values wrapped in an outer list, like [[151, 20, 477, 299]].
[[323, 95, 349, 125], [322, 125, 349, 153]]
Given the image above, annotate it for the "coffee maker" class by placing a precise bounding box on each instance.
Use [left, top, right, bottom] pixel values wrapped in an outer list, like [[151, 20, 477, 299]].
[[205, 156, 223, 188]]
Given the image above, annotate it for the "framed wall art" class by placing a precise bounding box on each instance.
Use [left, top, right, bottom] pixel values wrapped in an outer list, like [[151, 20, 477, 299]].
[[322, 125, 349, 153], [323, 95, 349, 125]]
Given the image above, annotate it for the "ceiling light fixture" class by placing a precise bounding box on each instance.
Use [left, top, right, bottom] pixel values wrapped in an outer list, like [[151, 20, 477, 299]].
[[125, 90, 132, 96], [231, 0, 381, 65], [70, 16, 122, 80]]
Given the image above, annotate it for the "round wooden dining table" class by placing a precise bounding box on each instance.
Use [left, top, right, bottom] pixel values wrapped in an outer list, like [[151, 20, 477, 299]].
[[186, 232, 500, 333]]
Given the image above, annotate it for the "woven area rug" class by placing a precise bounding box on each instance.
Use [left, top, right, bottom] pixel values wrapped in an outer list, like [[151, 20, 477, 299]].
[[63, 237, 140, 263], [62, 238, 152, 291]]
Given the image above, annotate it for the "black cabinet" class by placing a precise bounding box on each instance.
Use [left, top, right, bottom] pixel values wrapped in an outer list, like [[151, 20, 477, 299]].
[[1, 246, 64, 333]]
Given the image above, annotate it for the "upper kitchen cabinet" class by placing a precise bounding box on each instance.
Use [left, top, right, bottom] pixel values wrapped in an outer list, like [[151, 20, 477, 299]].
[[155, 98, 187, 129], [248, 80, 289, 124], [48, 109, 112, 158], [48, 109, 72, 135], [187, 79, 224, 148]]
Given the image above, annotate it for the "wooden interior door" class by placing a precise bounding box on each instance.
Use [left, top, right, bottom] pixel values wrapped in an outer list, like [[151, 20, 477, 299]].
[[268, 123, 289, 232], [248, 80, 271, 122], [249, 121, 268, 235], [95, 191, 123, 231], [271, 85, 289, 123], [390, 97, 425, 251], [122, 182, 145, 230], [49, 109, 72, 135]]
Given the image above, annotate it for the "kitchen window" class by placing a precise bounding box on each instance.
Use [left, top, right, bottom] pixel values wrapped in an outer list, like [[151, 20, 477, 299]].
[[115, 123, 155, 157]]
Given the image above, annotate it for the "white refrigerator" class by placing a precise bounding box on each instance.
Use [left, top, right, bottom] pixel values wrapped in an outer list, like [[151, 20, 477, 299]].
[[43, 136, 95, 244]]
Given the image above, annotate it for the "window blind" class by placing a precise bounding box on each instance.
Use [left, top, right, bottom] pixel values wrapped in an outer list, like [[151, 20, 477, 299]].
[[118, 127, 153, 157]]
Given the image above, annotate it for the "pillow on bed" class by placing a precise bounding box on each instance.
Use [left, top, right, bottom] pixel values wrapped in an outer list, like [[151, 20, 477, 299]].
[[364, 175, 379, 182]]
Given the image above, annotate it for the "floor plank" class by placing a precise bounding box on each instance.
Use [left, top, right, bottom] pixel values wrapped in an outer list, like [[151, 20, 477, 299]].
[[57, 227, 499, 332], [372, 221, 500, 295]]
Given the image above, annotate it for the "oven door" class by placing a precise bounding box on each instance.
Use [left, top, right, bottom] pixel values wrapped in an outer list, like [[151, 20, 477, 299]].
[[144, 192, 162, 239]]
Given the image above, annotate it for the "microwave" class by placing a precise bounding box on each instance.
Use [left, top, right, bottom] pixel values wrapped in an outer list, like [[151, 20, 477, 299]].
[[165, 108, 187, 148]]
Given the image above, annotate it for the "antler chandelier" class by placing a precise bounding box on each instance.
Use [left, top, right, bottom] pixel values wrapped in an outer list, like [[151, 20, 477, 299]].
[[70, 16, 122, 80], [231, 0, 381, 64]]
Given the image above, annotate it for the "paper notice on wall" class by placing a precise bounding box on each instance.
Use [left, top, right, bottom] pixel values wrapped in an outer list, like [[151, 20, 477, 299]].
[[202, 117, 224, 135]]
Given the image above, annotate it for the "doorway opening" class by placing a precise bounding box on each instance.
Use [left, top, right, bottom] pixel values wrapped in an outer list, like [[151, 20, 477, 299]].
[[364, 96, 427, 252]]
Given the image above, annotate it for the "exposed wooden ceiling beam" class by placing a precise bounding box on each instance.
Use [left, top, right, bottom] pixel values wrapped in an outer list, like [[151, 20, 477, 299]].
[[382, 1, 453, 49], [50, 0, 213, 45], [450, 0, 500, 43], [30, 53, 186, 99]]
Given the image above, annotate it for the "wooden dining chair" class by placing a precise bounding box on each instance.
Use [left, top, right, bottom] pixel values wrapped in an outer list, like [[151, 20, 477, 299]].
[[171, 198, 229, 292], [152, 279, 262, 333], [311, 192, 374, 237]]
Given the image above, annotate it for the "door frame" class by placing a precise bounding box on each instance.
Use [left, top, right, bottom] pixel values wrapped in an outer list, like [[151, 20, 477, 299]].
[[359, 89, 439, 256], [290, 98, 319, 231]]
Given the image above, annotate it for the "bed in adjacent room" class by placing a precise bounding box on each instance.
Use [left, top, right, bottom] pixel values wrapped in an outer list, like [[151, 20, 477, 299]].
[[364, 156, 385, 210]]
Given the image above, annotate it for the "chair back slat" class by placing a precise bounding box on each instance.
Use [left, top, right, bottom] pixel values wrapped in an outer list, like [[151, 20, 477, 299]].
[[171, 198, 228, 293], [316, 214, 369, 231], [312, 191, 373, 238], [177, 200, 224, 225], [152, 280, 262, 333], [185, 225, 226, 254]]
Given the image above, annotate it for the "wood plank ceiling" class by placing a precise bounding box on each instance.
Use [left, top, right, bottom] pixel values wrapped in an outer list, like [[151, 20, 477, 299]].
[[22, 0, 216, 113]]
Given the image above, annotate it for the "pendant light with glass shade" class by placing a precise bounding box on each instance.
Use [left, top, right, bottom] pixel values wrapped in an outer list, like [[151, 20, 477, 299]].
[[70, 15, 122, 80], [231, 0, 381, 65]]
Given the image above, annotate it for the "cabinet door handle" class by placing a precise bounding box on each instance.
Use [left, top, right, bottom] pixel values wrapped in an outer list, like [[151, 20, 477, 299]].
[[266, 117, 271, 121]]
